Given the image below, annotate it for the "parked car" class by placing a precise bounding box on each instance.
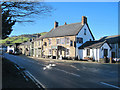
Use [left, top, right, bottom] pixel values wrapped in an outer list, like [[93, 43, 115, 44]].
[[13, 51, 20, 55], [9, 50, 13, 54], [113, 58, 120, 62]]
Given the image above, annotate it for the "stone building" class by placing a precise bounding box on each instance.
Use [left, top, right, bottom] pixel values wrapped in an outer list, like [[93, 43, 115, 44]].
[[33, 16, 95, 59]]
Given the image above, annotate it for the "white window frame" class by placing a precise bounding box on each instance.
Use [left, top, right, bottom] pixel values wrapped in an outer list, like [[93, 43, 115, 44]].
[[56, 38, 60, 45], [39, 41, 40, 46], [76, 37, 83, 43], [84, 28, 86, 35], [48, 39, 52, 45], [87, 49, 90, 56], [49, 49, 52, 55], [66, 37, 70, 45], [61, 38, 65, 44]]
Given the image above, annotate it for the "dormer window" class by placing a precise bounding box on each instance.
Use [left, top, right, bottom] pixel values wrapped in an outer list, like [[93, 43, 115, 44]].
[[84, 29, 86, 35]]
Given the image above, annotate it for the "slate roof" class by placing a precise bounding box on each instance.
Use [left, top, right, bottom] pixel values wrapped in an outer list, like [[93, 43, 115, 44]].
[[78, 40, 111, 49], [19, 41, 30, 46], [99, 35, 120, 44], [41, 22, 84, 38]]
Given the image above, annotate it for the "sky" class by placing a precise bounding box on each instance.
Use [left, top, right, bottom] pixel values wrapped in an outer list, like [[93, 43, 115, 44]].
[[11, 2, 118, 40]]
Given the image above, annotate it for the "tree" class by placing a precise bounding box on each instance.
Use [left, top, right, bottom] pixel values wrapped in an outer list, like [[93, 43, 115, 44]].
[[1, 1, 53, 39], [2, 10, 16, 39]]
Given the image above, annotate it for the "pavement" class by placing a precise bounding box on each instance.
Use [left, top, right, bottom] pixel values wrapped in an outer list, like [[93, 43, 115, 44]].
[[3, 53, 120, 89], [25, 55, 119, 64], [2, 57, 42, 89]]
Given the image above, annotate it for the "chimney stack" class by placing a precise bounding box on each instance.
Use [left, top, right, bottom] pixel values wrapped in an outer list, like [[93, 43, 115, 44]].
[[82, 16, 87, 25], [54, 21, 58, 29], [64, 22, 67, 25]]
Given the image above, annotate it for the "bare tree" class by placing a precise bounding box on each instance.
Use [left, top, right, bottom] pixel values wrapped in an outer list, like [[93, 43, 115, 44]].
[[1, 1, 53, 39], [2, 1, 53, 22]]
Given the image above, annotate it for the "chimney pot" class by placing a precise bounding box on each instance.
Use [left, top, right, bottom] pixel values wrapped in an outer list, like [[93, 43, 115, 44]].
[[82, 16, 87, 25], [54, 21, 58, 29]]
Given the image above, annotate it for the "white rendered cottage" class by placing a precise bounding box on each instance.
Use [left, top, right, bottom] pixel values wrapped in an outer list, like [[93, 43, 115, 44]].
[[78, 40, 112, 62]]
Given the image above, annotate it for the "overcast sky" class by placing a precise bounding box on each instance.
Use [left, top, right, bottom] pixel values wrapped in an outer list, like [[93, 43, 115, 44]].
[[11, 2, 118, 40]]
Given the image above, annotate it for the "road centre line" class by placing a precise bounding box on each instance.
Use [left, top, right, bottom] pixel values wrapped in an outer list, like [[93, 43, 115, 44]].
[[70, 65, 80, 70], [100, 82, 120, 89], [54, 68, 80, 77]]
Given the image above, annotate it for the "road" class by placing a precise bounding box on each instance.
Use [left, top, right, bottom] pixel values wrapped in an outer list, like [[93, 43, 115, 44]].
[[3, 53, 119, 88]]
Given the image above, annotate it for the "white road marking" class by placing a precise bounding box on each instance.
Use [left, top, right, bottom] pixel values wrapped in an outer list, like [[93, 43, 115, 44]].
[[70, 65, 80, 70], [43, 67, 47, 70], [51, 64, 56, 67], [55, 68, 80, 77], [14, 65, 29, 81], [100, 82, 120, 89], [24, 70, 45, 88], [14, 65, 20, 70], [43, 64, 56, 70]]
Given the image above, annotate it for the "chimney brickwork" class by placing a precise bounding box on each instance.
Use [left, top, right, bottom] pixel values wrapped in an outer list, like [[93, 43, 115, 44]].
[[64, 22, 67, 25], [54, 21, 58, 29], [82, 16, 87, 25]]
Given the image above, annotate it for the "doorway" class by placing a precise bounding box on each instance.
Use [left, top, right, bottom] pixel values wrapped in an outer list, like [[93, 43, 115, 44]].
[[112, 52, 115, 58]]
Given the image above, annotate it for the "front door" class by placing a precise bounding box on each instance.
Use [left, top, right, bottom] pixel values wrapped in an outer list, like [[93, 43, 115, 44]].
[[104, 49, 108, 57], [112, 52, 115, 58]]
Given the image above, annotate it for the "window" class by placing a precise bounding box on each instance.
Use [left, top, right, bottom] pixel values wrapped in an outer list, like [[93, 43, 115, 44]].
[[66, 38, 69, 44], [87, 49, 90, 56], [44, 42, 47, 46], [119, 43, 120, 48], [56, 39, 60, 44], [39, 41, 40, 46], [84, 29, 86, 35], [104, 49, 108, 56], [74, 41, 76, 47], [111, 44, 114, 48], [49, 49, 52, 55], [61, 38, 65, 44], [66, 49, 69, 55], [60, 50, 62, 55], [49, 39, 51, 45], [70, 40, 73, 46], [77, 37, 83, 43]]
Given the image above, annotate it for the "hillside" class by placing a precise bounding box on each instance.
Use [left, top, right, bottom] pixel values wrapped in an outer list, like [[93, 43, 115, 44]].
[[0, 32, 47, 46]]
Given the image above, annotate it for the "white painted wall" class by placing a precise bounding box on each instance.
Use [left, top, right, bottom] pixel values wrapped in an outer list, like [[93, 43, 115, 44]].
[[7, 46, 14, 53], [79, 48, 93, 59], [100, 43, 111, 59], [76, 24, 94, 57], [78, 43, 111, 62]]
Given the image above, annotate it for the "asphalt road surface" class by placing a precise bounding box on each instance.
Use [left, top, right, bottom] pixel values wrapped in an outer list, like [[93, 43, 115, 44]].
[[3, 53, 120, 89]]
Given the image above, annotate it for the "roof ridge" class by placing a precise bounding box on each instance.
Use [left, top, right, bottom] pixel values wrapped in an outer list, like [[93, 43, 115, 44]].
[[53, 22, 82, 30], [106, 35, 120, 38]]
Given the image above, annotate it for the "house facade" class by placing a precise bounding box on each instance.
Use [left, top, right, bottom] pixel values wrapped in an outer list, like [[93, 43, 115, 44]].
[[18, 16, 119, 62], [78, 41, 112, 62], [18, 39, 34, 56], [7, 43, 21, 53], [33, 38, 43, 57], [98, 35, 120, 58], [33, 16, 95, 59]]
